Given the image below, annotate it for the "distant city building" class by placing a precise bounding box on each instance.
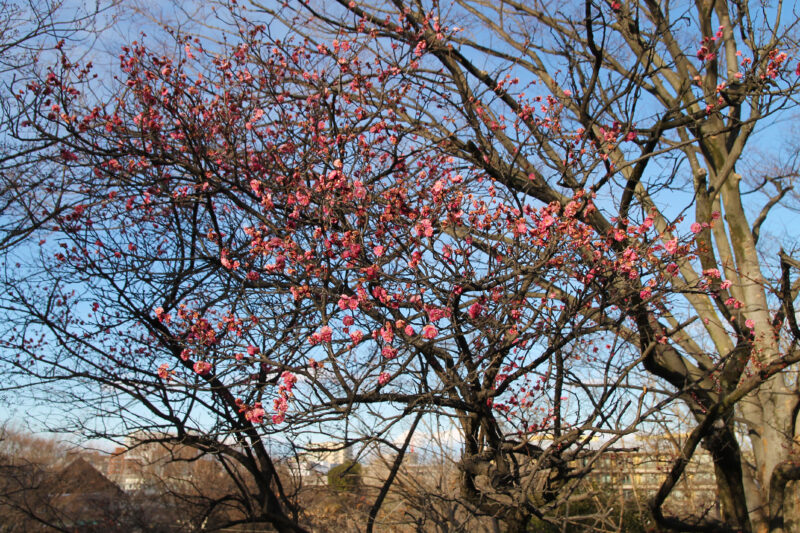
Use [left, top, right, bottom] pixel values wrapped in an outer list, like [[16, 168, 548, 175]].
[[580, 433, 718, 516], [286, 442, 355, 486], [303, 441, 354, 466], [357, 433, 719, 520], [105, 432, 213, 493]]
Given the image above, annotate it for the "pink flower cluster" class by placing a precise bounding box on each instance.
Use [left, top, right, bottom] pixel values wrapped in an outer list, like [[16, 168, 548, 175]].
[[193, 360, 212, 375], [236, 399, 266, 424], [308, 325, 333, 345], [272, 371, 297, 425]]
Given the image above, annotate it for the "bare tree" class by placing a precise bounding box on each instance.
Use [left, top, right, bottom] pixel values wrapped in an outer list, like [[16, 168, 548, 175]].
[[0, 426, 125, 532]]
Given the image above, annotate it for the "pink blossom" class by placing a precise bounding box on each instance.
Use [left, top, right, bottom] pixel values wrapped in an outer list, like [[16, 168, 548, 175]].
[[343, 315, 355, 326], [690, 222, 702, 233], [664, 239, 678, 254], [60, 149, 79, 162], [382, 345, 397, 359], [319, 326, 332, 342], [158, 363, 170, 380], [245, 404, 265, 424], [338, 295, 359, 310], [353, 180, 366, 199], [193, 361, 212, 375], [273, 396, 288, 412], [639, 288, 652, 299], [308, 326, 333, 345], [425, 305, 450, 322], [372, 286, 389, 303], [247, 345, 259, 356], [404, 325, 415, 336], [416, 218, 434, 237], [378, 372, 391, 385], [725, 297, 743, 309], [745, 319, 755, 329], [468, 302, 483, 319], [220, 249, 240, 270], [422, 324, 438, 339], [540, 214, 555, 230], [281, 371, 297, 390], [720, 280, 732, 290], [380, 324, 394, 343]]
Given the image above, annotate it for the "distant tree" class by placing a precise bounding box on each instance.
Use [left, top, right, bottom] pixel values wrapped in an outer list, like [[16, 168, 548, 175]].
[[0, 427, 128, 532], [0, 426, 266, 532], [0, 426, 63, 532], [328, 461, 362, 493]]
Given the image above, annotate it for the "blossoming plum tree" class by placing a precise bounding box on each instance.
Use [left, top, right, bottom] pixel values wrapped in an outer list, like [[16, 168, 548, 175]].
[[0, 9, 717, 531], [261, 0, 800, 531]]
